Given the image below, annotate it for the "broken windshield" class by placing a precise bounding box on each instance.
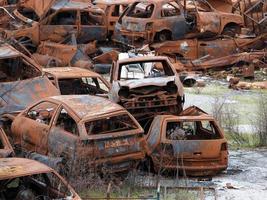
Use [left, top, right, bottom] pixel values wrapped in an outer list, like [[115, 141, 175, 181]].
[[118, 60, 174, 80], [85, 114, 138, 135]]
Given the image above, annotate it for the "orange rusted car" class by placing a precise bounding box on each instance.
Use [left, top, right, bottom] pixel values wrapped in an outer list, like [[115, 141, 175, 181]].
[[0, 128, 14, 158], [0, 43, 60, 115], [0, 157, 81, 199], [145, 106, 228, 176], [9, 95, 145, 173], [114, 0, 244, 44], [109, 56, 184, 128], [1, 0, 107, 49], [43, 67, 110, 95], [151, 34, 267, 65], [94, 0, 136, 37]]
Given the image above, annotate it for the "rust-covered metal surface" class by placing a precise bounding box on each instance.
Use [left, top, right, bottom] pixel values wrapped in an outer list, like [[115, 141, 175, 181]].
[[145, 106, 228, 176], [0, 157, 81, 199], [109, 56, 184, 124], [151, 34, 267, 62], [114, 0, 244, 45], [0, 43, 41, 82], [0, 76, 60, 115], [9, 95, 146, 173], [1, 0, 107, 47], [43, 67, 111, 95], [0, 128, 14, 158], [94, 0, 136, 35], [0, 43, 60, 114]]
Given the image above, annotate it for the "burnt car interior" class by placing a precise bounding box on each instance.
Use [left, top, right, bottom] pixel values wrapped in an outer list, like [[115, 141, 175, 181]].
[[58, 77, 108, 95], [26, 102, 58, 125], [50, 10, 77, 25], [161, 1, 181, 17], [17, 7, 40, 21], [0, 138, 3, 149], [126, 3, 154, 18], [166, 120, 222, 140], [0, 173, 72, 200], [55, 108, 79, 136], [85, 114, 137, 135], [118, 60, 174, 80], [0, 57, 40, 82]]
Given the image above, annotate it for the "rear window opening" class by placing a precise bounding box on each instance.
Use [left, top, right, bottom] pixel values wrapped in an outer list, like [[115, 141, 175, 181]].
[[127, 2, 154, 18], [166, 120, 222, 140], [0, 57, 40, 82], [85, 114, 138, 135], [58, 77, 108, 95], [119, 60, 174, 80]]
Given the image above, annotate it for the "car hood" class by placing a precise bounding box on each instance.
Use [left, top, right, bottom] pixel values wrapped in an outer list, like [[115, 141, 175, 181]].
[[118, 76, 176, 89]]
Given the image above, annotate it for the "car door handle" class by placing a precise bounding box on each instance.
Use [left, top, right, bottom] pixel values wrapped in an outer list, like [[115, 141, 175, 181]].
[[193, 152, 202, 155]]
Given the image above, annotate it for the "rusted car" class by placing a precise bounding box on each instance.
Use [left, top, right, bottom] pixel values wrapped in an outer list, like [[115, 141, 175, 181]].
[[0, 128, 14, 158], [0, 43, 59, 115], [109, 56, 184, 127], [114, 0, 244, 44], [1, 0, 107, 49], [9, 95, 145, 173], [0, 157, 81, 199], [151, 34, 267, 65], [43, 67, 110, 95], [94, 0, 136, 37], [145, 106, 228, 176]]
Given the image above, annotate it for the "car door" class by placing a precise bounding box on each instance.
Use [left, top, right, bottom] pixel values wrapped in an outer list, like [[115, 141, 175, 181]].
[[78, 9, 107, 43], [39, 9, 79, 43], [156, 1, 188, 40], [11, 101, 59, 154], [193, 0, 221, 34], [48, 106, 79, 159]]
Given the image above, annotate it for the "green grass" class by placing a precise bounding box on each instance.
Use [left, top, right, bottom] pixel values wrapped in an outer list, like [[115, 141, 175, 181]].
[[225, 132, 260, 149]]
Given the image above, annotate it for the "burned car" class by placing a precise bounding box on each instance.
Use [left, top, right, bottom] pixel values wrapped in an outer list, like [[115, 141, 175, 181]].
[[1, 0, 107, 50], [43, 67, 110, 95], [109, 56, 184, 127], [0, 128, 14, 158], [94, 0, 136, 37], [8, 95, 146, 173], [151, 34, 267, 63], [145, 106, 228, 176], [0, 157, 81, 199], [0, 43, 60, 115], [114, 0, 244, 44]]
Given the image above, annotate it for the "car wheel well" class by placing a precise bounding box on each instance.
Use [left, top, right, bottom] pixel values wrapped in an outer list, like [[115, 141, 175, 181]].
[[222, 23, 241, 37], [155, 30, 172, 42]]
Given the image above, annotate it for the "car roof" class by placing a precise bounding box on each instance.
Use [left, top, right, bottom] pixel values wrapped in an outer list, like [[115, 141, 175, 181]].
[[94, 0, 136, 5], [43, 67, 101, 79], [0, 158, 53, 180], [158, 106, 215, 121], [50, 95, 124, 119], [52, 0, 92, 10], [117, 56, 169, 65]]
